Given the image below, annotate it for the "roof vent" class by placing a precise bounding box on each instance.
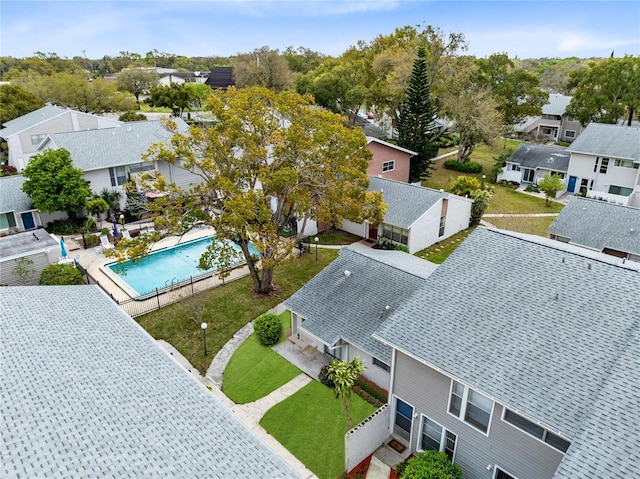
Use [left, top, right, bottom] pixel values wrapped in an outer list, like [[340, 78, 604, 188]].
[[561, 257, 565, 263], [344, 270, 351, 277], [554, 293, 559, 300], [588, 263, 592, 270]]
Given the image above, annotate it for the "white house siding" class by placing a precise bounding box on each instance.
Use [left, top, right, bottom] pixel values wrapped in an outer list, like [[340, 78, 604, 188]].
[[155, 162, 203, 191], [567, 152, 639, 199], [497, 164, 522, 183], [408, 198, 471, 254], [0, 250, 55, 286], [83, 169, 125, 207], [392, 351, 565, 479], [341, 219, 367, 238], [348, 344, 390, 391]]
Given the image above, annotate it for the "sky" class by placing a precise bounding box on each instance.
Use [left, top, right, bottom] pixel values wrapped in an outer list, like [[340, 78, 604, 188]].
[[2, 1, 639, 60]]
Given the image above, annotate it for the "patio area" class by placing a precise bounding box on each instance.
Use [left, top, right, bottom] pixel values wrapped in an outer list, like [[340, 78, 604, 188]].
[[272, 335, 331, 380]]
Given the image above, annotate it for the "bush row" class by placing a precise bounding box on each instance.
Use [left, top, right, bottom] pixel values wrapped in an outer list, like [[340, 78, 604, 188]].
[[443, 159, 483, 174], [355, 375, 388, 403]]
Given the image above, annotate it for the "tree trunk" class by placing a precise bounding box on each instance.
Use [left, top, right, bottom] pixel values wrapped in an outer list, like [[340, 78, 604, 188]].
[[342, 394, 353, 430], [238, 239, 275, 295]]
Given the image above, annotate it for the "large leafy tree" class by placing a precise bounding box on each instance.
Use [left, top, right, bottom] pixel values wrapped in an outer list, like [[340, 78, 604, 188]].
[[0, 84, 45, 125], [476, 53, 548, 131], [565, 56, 640, 126], [327, 357, 365, 430], [22, 149, 91, 218], [131, 87, 383, 295], [397, 46, 440, 182], [234, 46, 294, 92], [146, 83, 193, 117], [116, 68, 157, 104]]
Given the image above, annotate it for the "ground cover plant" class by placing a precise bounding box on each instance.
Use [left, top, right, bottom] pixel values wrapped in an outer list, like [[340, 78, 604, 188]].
[[415, 227, 476, 264], [136, 249, 338, 374], [484, 215, 557, 237], [260, 380, 376, 479], [485, 187, 564, 214]]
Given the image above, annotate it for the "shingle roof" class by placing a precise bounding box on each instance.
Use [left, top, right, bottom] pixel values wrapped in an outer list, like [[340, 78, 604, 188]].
[[375, 227, 640, 439], [205, 67, 234, 90], [507, 143, 570, 172], [0, 286, 300, 479], [0, 175, 33, 213], [543, 94, 572, 116], [284, 246, 436, 364], [548, 196, 640, 256], [366, 137, 417, 156], [567, 123, 640, 161], [42, 119, 189, 171], [369, 176, 449, 228], [0, 105, 68, 138]]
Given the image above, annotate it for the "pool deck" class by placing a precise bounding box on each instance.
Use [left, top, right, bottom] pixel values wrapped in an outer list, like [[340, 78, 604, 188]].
[[68, 223, 252, 303]]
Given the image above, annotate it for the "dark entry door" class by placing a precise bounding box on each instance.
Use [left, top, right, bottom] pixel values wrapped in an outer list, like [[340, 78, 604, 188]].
[[21, 212, 35, 230]]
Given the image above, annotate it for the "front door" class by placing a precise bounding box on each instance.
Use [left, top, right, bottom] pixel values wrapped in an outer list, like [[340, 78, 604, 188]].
[[394, 397, 414, 442], [522, 168, 535, 183], [368, 225, 378, 241], [21, 212, 35, 230], [567, 176, 577, 193]]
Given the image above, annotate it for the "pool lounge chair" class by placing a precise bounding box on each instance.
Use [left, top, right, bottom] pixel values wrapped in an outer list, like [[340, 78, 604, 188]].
[[121, 229, 132, 240], [99, 234, 114, 251]]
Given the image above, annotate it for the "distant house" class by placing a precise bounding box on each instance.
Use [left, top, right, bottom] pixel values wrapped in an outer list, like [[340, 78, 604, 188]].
[[1, 286, 300, 478], [0, 175, 64, 234], [548, 195, 640, 262], [0, 229, 61, 285], [158, 71, 209, 86], [371, 227, 640, 479], [341, 177, 472, 254], [0, 105, 121, 171], [515, 93, 584, 143], [366, 137, 415, 183], [565, 123, 640, 206], [205, 67, 235, 91], [38, 120, 200, 209], [284, 246, 437, 389], [497, 143, 570, 190]]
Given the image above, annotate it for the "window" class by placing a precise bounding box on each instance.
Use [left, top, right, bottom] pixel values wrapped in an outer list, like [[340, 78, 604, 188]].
[[128, 162, 155, 174], [109, 166, 127, 186], [382, 160, 395, 172], [381, 224, 408, 246], [503, 409, 571, 453], [628, 253, 640, 263], [564, 130, 576, 138], [494, 466, 517, 479], [614, 159, 639, 169], [420, 416, 457, 460], [595, 157, 610, 174], [510, 164, 520, 171], [372, 357, 390, 372], [0, 212, 17, 230], [439, 216, 446, 237], [449, 381, 493, 433], [30, 134, 47, 146], [608, 185, 633, 196]]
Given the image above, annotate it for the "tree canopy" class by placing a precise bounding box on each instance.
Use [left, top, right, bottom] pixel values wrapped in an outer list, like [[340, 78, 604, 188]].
[[327, 356, 365, 429], [116, 68, 157, 103], [397, 46, 440, 182], [565, 56, 640, 126], [146, 83, 193, 117], [234, 46, 294, 92], [0, 84, 45, 125], [129, 87, 384, 295], [22, 148, 91, 217]]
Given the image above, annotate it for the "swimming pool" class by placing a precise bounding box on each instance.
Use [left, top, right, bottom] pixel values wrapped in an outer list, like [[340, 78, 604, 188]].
[[107, 235, 258, 296]]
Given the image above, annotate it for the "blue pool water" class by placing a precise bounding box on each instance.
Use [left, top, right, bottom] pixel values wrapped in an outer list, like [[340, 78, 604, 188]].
[[108, 236, 258, 296]]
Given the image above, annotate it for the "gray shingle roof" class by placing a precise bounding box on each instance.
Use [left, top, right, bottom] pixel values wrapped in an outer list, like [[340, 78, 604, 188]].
[[42, 119, 189, 171], [369, 176, 448, 228], [375, 227, 640, 439], [366, 137, 417, 156], [1, 286, 300, 479], [567, 123, 640, 161], [543, 94, 572, 116], [0, 175, 33, 213], [0, 105, 68, 138], [508, 143, 570, 172], [548, 196, 640, 256], [284, 246, 437, 364]]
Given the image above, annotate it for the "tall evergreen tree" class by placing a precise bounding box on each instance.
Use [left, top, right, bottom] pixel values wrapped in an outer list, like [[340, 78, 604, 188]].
[[397, 46, 439, 183]]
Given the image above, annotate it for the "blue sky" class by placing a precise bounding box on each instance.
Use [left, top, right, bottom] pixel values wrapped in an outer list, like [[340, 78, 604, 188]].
[[2, 1, 639, 60]]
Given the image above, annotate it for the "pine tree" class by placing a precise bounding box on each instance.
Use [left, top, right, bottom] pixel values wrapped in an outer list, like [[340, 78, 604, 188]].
[[397, 46, 439, 183]]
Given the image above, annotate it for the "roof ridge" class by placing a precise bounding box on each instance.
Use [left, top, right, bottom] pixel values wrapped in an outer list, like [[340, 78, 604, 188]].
[[344, 246, 435, 279]]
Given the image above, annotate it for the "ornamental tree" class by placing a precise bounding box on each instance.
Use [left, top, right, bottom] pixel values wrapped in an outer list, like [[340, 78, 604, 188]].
[[327, 356, 365, 429], [538, 174, 564, 207], [127, 86, 383, 295], [22, 148, 91, 218]]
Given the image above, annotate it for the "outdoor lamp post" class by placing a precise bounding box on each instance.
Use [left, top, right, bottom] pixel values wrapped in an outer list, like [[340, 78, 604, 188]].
[[201, 322, 208, 356], [481, 175, 486, 189], [314, 236, 319, 262], [119, 213, 125, 227]]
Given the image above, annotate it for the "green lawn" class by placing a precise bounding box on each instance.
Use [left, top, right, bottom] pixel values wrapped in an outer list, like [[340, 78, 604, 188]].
[[484, 216, 557, 237], [222, 330, 301, 404], [315, 229, 361, 245], [486, 187, 564, 214], [415, 226, 476, 264], [136, 249, 339, 374], [260, 381, 376, 479]]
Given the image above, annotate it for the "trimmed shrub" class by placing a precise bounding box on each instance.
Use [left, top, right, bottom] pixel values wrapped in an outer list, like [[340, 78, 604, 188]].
[[400, 450, 462, 479], [45, 218, 85, 235], [39, 263, 84, 285], [253, 313, 282, 346], [355, 375, 388, 403], [394, 244, 410, 253], [119, 111, 147, 122], [318, 364, 335, 388], [84, 234, 100, 248], [1, 164, 18, 176], [443, 159, 483, 173]]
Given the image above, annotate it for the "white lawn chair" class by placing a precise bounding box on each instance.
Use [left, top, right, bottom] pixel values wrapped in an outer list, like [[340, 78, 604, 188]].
[[121, 229, 132, 240], [100, 234, 114, 251]]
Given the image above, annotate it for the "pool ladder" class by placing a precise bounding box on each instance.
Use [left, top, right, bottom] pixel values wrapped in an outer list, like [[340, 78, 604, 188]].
[[165, 277, 178, 290]]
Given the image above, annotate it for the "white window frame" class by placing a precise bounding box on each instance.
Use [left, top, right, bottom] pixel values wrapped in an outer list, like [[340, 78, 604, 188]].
[[608, 185, 633, 196], [30, 133, 47, 146], [438, 216, 446, 237], [493, 465, 519, 479], [418, 415, 457, 462], [382, 160, 395, 172], [501, 408, 571, 454], [564, 130, 576, 138], [372, 357, 390, 372], [614, 159, 639, 169], [448, 380, 494, 436]]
